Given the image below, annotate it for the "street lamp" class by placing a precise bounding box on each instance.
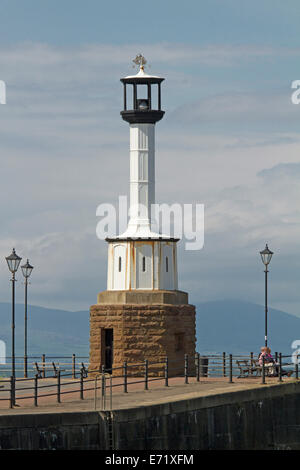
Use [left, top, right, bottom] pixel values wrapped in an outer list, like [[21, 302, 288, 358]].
[[260, 244, 274, 347], [5, 248, 22, 382], [21, 259, 34, 378]]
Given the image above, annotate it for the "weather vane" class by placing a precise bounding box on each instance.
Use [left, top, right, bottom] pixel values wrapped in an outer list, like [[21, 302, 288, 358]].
[[132, 54, 147, 71]]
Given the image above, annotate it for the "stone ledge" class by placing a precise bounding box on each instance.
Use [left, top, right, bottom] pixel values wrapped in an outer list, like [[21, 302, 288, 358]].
[[97, 290, 189, 305], [110, 380, 300, 421]]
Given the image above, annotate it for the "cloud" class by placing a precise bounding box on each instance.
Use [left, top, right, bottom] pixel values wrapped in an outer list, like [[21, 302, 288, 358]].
[[178, 161, 300, 313], [0, 42, 300, 315], [2, 42, 299, 75], [169, 91, 300, 129]]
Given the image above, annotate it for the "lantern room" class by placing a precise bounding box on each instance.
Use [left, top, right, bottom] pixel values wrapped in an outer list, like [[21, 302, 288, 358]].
[[120, 59, 165, 124]]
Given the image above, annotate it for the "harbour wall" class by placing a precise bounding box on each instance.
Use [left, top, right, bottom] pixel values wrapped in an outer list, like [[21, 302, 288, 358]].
[[1, 382, 300, 450]]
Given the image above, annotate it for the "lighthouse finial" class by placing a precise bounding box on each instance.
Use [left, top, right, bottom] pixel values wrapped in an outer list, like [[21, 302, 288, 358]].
[[132, 54, 147, 71]]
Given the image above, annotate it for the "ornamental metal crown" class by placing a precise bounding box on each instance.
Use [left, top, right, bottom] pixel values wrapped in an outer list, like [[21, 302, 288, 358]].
[[132, 54, 147, 70]]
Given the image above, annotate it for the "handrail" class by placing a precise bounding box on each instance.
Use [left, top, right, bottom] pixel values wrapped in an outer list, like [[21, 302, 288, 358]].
[[0, 351, 296, 410]]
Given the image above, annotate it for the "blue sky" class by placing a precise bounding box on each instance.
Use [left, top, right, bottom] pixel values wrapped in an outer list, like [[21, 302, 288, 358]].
[[1, 0, 299, 47], [0, 1, 300, 319]]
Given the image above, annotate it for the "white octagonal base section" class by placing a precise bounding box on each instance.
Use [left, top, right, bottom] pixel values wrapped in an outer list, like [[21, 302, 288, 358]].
[[107, 239, 178, 291]]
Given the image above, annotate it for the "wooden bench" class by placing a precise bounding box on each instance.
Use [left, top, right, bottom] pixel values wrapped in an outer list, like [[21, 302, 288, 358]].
[[33, 362, 65, 378], [236, 359, 277, 378], [236, 360, 257, 378]]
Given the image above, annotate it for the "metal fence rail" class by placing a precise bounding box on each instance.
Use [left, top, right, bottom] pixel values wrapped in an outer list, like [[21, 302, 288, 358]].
[[0, 352, 297, 410], [0, 354, 89, 378]]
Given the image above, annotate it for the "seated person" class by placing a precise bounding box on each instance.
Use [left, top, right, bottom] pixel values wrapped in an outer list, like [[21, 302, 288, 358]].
[[258, 347, 292, 377], [259, 347, 276, 375]]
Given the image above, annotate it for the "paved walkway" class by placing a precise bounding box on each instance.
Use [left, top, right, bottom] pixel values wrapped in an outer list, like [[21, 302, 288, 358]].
[[0, 375, 295, 415]]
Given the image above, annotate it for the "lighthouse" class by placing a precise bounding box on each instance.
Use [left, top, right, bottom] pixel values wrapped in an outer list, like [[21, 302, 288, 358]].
[[106, 54, 178, 291], [90, 56, 196, 375]]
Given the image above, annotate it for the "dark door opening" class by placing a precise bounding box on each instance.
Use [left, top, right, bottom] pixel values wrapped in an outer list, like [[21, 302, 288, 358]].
[[105, 329, 113, 373]]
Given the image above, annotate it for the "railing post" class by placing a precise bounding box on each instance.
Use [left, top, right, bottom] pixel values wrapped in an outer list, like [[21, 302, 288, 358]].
[[275, 351, 278, 363], [229, 354, 233, 383], [279, 353, 283, 382], [144, 359, 148, 390], [102, 372, 106, 410], [184, 354, 188, 384], [80, 368, 84, 399], [123, 361, 128, 393], [110, 375, 112, 411], [13, 375, 16, 407], [262, 355, 266, 384], [165, 357, 169, 387], [94, 376, 98, 410], [34, 374, 38, 407], [222, 352, 226, 377], [196, 353, 200, 382], [101, 365, 105, 409], [24, 354, 28, 379], [10, 376, 14, 409], [72, 353, 76, 379], [80, 362, 85, 377], [57, 370, 61, 403], [250, 352, 254, 376], [295, 355, 299, 380], [42, 353, 46, 378]]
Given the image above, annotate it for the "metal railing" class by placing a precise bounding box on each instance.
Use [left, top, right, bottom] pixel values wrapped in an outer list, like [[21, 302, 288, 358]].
[[0, 354, 89, 378], [0, 352, 297, 410]]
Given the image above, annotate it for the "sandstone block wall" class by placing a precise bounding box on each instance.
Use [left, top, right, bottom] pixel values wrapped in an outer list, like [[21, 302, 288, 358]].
[[89, 303, 196, 377]]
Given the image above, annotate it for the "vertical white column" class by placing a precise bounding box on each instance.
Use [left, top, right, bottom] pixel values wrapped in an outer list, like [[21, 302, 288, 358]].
[[128, 123, 155, 233]]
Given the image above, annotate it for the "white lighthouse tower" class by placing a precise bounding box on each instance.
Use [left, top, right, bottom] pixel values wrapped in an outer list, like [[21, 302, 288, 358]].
[[106, 55, 178, 292], [90, 56, 195, 375]]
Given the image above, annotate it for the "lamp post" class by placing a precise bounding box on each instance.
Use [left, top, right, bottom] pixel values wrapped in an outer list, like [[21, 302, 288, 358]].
[[260, 244, 274, 347], [21, 259, 34, 378], [5, 248, 22, 382]]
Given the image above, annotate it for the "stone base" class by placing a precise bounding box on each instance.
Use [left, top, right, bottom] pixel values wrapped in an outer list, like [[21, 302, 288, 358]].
[[97, 289, 189, 305], [89, 301, 196, 377]]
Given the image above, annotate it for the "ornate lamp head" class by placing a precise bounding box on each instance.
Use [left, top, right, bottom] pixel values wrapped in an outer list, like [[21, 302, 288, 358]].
[[260, 244, 274, 267], [21, 259, 34, 279], [5, 248, 22, 274]]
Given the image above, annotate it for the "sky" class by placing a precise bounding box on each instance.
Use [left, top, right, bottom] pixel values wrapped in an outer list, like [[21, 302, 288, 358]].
[[0, 0, 300, 316]]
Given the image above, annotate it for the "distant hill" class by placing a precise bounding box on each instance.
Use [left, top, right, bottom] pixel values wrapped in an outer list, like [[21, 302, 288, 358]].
[[196, 299, 300, 355], [0, 303, 89, 357], [0, 299, 298, 358]]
